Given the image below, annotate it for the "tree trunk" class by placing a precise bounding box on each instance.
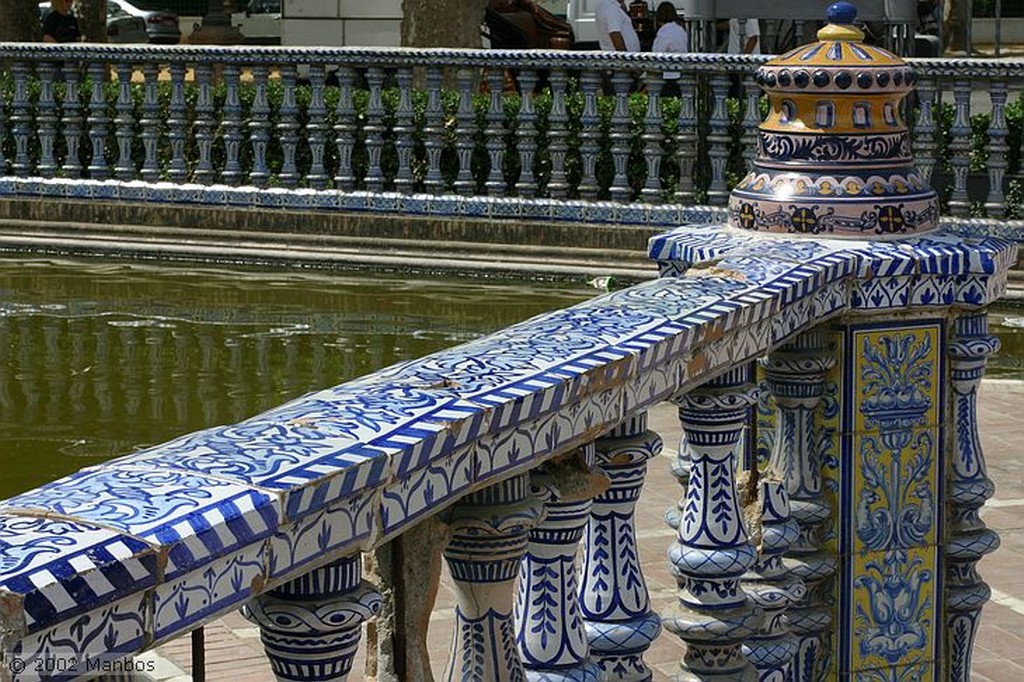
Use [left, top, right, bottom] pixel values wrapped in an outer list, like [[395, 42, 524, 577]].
[[76, 0, 108, 43], [401, 0, 487, 47], [943, 0, 967, 52], [0, 0, 42, 42]]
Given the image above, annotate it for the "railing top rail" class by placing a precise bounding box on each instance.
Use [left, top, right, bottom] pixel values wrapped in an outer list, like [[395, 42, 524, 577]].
[[0, 223, 1012, 669], [0, 42, 1022, 75]]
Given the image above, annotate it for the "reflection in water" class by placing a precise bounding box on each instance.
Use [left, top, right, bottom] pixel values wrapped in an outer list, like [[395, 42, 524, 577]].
[[988, 311, 1024, 380], [0, 259, 593, 495]]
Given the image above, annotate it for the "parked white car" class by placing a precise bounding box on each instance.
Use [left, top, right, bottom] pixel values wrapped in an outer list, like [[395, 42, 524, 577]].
[[231, 0, 280, 45], [108, 0, 181, 44]]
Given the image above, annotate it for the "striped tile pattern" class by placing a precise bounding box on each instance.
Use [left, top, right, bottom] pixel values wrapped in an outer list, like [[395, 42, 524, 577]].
[[0, 223, 1014, 676]]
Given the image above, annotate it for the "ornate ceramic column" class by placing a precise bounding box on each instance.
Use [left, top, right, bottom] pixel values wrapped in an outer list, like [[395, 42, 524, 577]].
[[648, 4, 1016, 680], [760, 331, 836, 681], [741, 480, 805, 681], [579, 413, 662, 681], [443, 473, 544, 682], [515, 446, 607, 681], [664, 367, 760, 681], [244, 554, 382, 681], [945, 312, 1001, 681]]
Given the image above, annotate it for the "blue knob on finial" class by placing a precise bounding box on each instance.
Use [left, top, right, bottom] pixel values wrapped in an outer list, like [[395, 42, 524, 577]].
[[827, 1, 858, 24]]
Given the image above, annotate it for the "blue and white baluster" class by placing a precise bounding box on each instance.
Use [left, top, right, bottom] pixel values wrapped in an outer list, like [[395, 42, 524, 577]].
[[741, 73, 761, 173], [244, 555, 382, 681], [665, 369, 760, 681], [706, 74, 731, 206], [363, 67, 386, 193], [984, 80, 1008, 219], [760, 329, 836, 682], [393, 67, 416, 194], [640, 74, 664, 203], [673, 73, 697, 205], [86, 62, 110, 180], [947, 79, 972, 217], [60, 62, 82, 178], [333, 67, 357, 191], [277, 64, 300, 189], [577, 71, 601, 201], [608, 71, 633, 202], [221, 64, 244, 185], [0, 75, 6, 173], [166, 63, 189, 183], [453, 68, 476, 195], [140, 63, 161, 183], [113, 62, 136, 181], [516, 446, 607, 682], [946, 312, 1001, 681], [10, 61, 32, 176], [912, 75, 938, 187], [422, 67, 445, 194], [580, 413, 662, 681], [248, 65, 272, 187], [741, 480, 804, 681], [547, 69, 570, 199], [193, 63, 216, 185], [515, 69, 539, 198], [443, 473, 544, 682], [305, 64, 329, 190], [485, 68, 506, 196], [35, 61, 58, 178]]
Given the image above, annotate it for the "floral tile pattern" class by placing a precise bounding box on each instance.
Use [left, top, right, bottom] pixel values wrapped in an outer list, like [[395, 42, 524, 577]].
[[0, 211, 1012, 675]]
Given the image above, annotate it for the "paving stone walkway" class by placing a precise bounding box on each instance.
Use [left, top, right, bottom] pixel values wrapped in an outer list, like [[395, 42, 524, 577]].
[[146, 379, 1024, 682]]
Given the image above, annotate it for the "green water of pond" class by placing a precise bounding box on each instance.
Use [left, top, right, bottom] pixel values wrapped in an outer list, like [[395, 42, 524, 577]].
[[2, 257, 1023, 500], [0, 258, 594, 496]]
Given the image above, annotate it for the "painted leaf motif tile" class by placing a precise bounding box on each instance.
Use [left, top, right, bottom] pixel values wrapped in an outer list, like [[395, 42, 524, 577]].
[[0, 515, 158, 635]]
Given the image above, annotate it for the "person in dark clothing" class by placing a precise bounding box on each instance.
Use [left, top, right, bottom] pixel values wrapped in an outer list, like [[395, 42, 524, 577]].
[[42, 0, 81, 43]]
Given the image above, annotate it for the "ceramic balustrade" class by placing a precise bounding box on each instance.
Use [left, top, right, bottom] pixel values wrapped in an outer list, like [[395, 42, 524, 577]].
[[1, 45, 1020, 219], [0, 210, 1007, 679]]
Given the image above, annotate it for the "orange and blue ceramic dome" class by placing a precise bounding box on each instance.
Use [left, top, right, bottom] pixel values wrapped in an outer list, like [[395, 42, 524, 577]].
[[728, 2, 939, 237]]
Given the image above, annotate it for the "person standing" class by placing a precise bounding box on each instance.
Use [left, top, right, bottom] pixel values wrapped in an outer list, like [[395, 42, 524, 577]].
[[595, 0, 640, 52], [651, 2, 688, 97], [42, 0, 81, 42], [727, 17, 760, 54]]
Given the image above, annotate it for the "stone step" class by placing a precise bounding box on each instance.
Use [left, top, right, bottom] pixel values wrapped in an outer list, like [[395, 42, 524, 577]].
[[0, 218, 659, 284]]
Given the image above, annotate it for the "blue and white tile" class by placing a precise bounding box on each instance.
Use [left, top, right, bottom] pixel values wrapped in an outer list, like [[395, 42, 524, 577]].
[[0, 515, 158, 635], [520, 199, 552, 220], [580, 201, 616, 224], [0, 467, 281, 580], [910, 276, 956, 307], [267, 489, 376, 582], [152, 542, 267, 641], [8, 591, 149, 682], [379, 443, 475, 535], [489, 198, 522, 217], [955, 273, 1007, 307], [813, 279, 850, 319], [615, 204, 648, 225], [427, 195, 458, 216], [402, 195, 428, 215], [550, 200, 581, 222], [851, 275, 912, 310], [368, 192, 402, 212], [476, 386, 622, 482]]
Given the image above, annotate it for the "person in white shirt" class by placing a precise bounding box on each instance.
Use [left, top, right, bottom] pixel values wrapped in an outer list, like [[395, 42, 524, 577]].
[[651, 2, 688, 97], [727, 17, 760, 54], [595, 0, 641, 52]]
